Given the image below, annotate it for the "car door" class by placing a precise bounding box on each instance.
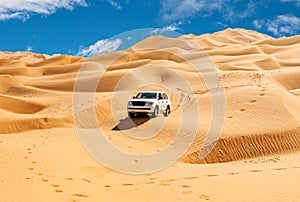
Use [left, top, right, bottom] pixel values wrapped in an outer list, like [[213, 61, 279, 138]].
[[162, 93, 169, 112], [157, 93, 165, 113], [163, 93, 170, 109]]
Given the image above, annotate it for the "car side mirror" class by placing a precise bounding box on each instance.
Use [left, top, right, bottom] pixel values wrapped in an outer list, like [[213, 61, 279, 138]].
[[133, 96, 136, 99], [158, 96, 163, 100]]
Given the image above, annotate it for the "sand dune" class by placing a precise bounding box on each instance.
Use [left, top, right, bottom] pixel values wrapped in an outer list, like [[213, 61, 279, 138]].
[[1, 29, 299, 161], [1, 28, 300, 201], [0, 51, 48, 63]]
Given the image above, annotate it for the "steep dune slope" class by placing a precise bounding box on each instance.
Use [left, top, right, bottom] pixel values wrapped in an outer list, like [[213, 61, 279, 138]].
[[0, 55, 84, 133]]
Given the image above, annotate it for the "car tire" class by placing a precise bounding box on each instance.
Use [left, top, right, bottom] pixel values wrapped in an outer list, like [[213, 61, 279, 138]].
[[151, 106, 159, 118], [164, 106, 170, 117], [128, 112, 134, 118]]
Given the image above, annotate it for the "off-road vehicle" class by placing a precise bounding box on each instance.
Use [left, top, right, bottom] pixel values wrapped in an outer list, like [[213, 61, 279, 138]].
[[127, 91, 171, 118]]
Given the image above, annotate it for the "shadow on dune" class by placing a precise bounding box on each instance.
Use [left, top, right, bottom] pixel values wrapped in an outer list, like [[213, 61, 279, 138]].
[[112, 116, 150, 130]]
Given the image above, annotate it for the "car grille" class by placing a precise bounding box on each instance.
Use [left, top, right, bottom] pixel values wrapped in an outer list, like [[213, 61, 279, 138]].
[[132, 101, 146, 106], [128, 107, 151, 110]]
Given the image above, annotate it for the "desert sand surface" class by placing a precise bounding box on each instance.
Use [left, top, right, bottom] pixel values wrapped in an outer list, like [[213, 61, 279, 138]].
[[0, 28, 300, 201]]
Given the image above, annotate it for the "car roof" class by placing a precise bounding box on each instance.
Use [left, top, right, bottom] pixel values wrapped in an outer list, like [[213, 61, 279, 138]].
[[137, 91, 167, 94]]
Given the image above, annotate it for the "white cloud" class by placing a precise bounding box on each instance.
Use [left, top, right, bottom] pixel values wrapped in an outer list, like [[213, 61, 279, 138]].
[[235, 1, 256, 19], [77, 38, 123, 57], [267, 14, 300, 36], [26, 45, 33, 52], [216, 21, 227, 28], [279, 0, 300, 7], [253, 19, 264, 29], [253, 14, 300, 37], [0, 0, 87, 21], [159, 0, 206, 23], [158, 0, 257, 24], [106, 0, 122, 10], [150, 22, 182, 34]]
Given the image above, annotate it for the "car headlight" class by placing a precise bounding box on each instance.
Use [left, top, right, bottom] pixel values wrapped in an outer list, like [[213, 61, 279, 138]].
[[128, 101, 133, 106], [145, 101, 153, 106]]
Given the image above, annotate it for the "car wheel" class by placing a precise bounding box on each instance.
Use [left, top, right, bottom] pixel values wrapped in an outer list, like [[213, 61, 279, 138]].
[[128, 112, 134, 118], [151, 106, 159, 118], [164, 106, 170, 117]]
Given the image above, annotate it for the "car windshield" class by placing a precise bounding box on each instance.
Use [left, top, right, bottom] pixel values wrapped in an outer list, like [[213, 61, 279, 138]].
[[135, 92, 157, 99]]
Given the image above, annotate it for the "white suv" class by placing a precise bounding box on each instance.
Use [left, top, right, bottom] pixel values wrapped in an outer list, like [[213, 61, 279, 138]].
[[127, 91, 171, 118]]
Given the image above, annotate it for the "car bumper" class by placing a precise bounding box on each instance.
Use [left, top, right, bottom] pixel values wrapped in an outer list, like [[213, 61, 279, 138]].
[[127, 106, 154, 114]]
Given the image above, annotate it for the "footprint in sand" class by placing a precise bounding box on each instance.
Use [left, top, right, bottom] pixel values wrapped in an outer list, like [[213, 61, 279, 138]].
[[55, 189, 63, 193], [259, 93, 265, 96], [249, 170, 262, 173], [122, 183, 134, 186], [145, 181, 155, 184], [184, 176, 198, 180], [66, 177, 74, 181], [249, 99, 257, 104], [162, 179, 177, 183], [227, 172, 239, 175], [71, 193, 89, 198], [274, 167, 286, 171], [180, 185, 191, 188], [199, 194, 210, 200], [240, 109, 246, 112], [80, 178, 91, 183], [207, 174, 218, 177]]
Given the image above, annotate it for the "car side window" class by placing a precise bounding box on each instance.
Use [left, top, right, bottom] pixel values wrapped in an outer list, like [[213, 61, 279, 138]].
[[162, 93, 168, 99]]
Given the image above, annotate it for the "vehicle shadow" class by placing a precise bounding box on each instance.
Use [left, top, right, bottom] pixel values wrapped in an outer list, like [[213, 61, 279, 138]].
[[112, 116, 150, 130]]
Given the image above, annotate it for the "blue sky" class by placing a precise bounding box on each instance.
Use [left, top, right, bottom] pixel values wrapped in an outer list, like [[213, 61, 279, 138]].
[[0, 0, 300, 57]]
